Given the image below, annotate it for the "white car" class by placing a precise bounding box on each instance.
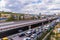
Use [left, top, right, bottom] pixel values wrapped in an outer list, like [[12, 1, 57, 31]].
[[56, 19, 60, 22], [23, 37, 31, 40], [30, 34, 37, 38], [44, 24, 50, 30], [25, 31, 32, 37]]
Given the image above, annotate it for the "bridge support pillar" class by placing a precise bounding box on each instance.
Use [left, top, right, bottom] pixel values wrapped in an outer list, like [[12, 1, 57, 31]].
[[49, 20, 50, 23], [42, 23, 44, 26], [29, 26, 31, 30]]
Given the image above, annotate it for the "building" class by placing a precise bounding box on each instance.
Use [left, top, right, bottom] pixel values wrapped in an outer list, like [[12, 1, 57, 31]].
[[24, 14, 33, 20], [0, 11, 37, 22], [1, 14, 11, 18]]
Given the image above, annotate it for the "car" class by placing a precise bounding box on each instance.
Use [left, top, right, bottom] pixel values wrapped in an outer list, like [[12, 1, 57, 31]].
[[30, 34, 37, 38], [25, 31, 32, 37], [36, 26, 43, 32], [56, 19, 60, 22], [23, 37, 31, 40], [39, 29, 42, 32], [43, 25, 49, 31], [18, 32, 25, 37], [2, 37, 9, 40], [44, 24, 50, 30], [32, 29, 36, 34], [51, 22, 56, 27], [36, 32, 41, 35], [9, 38, 13, 40]]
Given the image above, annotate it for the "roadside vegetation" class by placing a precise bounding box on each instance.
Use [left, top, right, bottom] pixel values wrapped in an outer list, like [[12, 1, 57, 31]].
[[0, 11, 41, 22]]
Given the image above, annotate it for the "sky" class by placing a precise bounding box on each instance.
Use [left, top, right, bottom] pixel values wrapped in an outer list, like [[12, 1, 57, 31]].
[[0, 0, 60, 14]]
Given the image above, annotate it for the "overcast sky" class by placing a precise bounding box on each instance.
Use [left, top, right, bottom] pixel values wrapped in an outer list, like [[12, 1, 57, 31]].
[[0, 0, 60, 14]]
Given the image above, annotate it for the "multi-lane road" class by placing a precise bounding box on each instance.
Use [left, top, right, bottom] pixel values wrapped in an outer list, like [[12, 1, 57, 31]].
[[0, 17, 57, 32], [0, 17, 58, 40], [0, 18, 58, 40]]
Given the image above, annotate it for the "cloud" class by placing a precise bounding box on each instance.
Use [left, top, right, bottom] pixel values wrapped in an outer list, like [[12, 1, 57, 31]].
[[2, 0, 42, 13], [0, 0, 6, 7], [21, 3, 48, 14], [0, 0, 60, 14], [0, 0, 11, 11]]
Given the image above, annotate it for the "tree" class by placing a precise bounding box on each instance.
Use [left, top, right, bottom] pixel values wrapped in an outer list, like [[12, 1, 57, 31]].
[[6, 15, 15, 21]]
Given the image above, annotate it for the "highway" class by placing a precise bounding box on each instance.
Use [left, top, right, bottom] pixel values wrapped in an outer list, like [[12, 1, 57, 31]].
[[0, 17, 58, 38], [0, 19, 47, 32], [0, 17, 57, 32], [1, 23, 51, 40], [0, 19, 58, 40]]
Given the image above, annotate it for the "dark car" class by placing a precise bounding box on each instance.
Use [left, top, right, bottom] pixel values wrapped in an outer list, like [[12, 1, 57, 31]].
[[18, 32, 25, 37]]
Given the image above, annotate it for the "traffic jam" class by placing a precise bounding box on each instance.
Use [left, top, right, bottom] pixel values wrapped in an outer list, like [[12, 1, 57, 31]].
[[0, 19, 59, 40]]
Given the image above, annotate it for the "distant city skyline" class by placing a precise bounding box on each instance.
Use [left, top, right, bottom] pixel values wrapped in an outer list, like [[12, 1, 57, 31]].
[[0, 0, 60, 14]]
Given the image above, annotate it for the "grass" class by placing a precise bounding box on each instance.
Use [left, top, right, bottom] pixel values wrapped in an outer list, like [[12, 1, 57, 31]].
[[37, 31, 48, 40], [37, 29, 52, 40]]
